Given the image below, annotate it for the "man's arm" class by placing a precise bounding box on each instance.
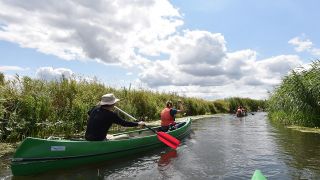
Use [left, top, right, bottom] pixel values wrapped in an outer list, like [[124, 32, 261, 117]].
[[176, 100, 184, 113], [113, 113, 138, 127]]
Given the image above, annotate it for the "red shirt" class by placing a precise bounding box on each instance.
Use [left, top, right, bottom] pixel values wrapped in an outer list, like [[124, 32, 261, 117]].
[[160, 108, 175, 126]]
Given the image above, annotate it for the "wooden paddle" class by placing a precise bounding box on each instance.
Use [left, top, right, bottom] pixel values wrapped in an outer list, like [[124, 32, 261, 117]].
[[114, 106, 180, 149]]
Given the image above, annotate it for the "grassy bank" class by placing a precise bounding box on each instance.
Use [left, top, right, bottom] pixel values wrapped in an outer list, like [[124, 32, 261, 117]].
[[0, 142, 17, 157], [0, 73, 265, 142], [267, 60, 320, 127]]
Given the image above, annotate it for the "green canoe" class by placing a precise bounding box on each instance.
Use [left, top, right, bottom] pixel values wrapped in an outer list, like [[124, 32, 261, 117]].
[[251, 170, 267, 180], [11, 118, 192, 176]]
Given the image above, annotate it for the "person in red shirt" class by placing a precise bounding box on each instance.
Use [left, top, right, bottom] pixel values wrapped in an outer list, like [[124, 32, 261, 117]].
[[160, 100, 184, 132]]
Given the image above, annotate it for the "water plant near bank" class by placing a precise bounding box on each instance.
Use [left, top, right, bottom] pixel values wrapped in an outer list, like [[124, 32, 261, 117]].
[[268, 60, 320, 127], [0, 73, 265, 142]]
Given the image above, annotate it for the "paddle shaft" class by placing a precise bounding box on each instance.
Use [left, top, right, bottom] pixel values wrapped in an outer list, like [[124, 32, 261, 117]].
[[114, 106, 156, 133], [114, 106, 180, 149], [114, 106, 137, 121]]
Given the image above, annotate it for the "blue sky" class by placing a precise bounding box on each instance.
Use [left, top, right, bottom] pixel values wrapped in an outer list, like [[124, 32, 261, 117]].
[[0, 0, 319, 99], [172, 0, 319, 59]]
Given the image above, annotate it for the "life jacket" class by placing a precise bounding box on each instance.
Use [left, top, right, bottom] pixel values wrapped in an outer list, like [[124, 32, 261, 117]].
[[161, 107, 175, 126]]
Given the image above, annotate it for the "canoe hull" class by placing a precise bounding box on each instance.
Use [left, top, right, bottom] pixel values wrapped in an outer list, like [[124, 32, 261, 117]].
[[11, 118, 192, 176], [236, 112, 247, 117], [12, 141, 163, 176]]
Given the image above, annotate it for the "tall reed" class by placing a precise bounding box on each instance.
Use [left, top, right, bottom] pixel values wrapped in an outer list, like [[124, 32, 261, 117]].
[[0, 73, 266, 142], [268, 60, 320, 127]]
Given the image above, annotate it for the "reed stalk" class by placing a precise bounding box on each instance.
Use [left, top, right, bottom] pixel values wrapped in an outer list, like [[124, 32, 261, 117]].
[[268, 60, 320, 127]]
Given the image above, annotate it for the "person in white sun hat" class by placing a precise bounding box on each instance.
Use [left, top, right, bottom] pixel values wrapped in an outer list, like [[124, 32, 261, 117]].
[[85, 93, 145, 141]]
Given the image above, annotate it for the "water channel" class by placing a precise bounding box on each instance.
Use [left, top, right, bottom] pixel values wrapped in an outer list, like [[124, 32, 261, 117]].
[[1, 112, 320, 179]]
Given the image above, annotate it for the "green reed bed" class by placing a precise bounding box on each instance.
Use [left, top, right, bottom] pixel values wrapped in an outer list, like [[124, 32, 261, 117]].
[[0, 73, 265, 142], [268, 60, 320, 127]]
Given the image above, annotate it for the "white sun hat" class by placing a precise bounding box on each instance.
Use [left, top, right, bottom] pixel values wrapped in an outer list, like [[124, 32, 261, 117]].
[[99, 93, 120, 105]]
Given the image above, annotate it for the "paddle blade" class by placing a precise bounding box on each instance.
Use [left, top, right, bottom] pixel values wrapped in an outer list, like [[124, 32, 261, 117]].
[[156, 132, 180, 149], [157, 132, 180, 145], [157, 135, 178, 149]]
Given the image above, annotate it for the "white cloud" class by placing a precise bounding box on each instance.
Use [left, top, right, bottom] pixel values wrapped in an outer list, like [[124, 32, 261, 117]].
[[36, 67, 74, 81], [289, 35, 320, 57], [257, 55, 301, 75], [0, 65, 27, 72], [311, 48, 320, 56], [35, 67, 99, 83], [139, 31, 230, 86], [3, 74, 15, 81], [0, 1, 308, 100], [141, 52, 302, 99], [288, 36, 313, 52], [170, 30, 226, 66], [138, 30, 303, 99], [0, 0, 182, 65]]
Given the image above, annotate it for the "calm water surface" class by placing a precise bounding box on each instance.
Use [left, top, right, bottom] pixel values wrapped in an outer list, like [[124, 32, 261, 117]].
[[1, 112, 320, 179]]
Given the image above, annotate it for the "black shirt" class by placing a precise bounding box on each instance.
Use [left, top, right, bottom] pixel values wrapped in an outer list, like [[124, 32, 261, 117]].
[[85, 106, 138, 141]]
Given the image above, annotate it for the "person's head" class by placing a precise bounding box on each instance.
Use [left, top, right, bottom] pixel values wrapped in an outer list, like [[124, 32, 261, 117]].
[[166, 101, 173, 108], [99, 93, 120, 108]]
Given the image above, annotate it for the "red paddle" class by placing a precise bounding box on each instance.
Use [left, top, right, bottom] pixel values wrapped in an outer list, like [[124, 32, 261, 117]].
[[114, 106, 180, 149], [144, 125, 180, 149]]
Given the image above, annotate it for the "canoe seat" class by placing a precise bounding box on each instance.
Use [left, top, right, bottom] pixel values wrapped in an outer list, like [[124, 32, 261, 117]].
[[108, 134, 130, 140], [47, 136, 62, 140]]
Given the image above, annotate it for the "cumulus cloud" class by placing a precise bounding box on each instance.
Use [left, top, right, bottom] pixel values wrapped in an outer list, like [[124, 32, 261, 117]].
[[257, 55, 301, 75], [289, 35, 320, 57], [138, 30, 303, 99], [310, 48, 320, 56], [140, 31, 302, 85], [0, 0, 182, 65], [139, 31, 230, 86], [35, 67, 99, 83], [0, 0, 307, 99], [288, 36, 313, 52], [36, 67, 74, 81], [0, 65, 27, 72], [170, 31, 226, 66]]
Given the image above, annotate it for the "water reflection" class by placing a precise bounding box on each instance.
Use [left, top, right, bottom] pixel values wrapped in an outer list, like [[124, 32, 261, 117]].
[[158, 149, 178, 167], [270, 122, 320, 179]]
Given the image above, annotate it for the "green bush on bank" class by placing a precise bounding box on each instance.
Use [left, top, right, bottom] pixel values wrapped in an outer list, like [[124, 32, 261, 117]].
[[0, 73, 265, 142], [267, 60, 320, 127]]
